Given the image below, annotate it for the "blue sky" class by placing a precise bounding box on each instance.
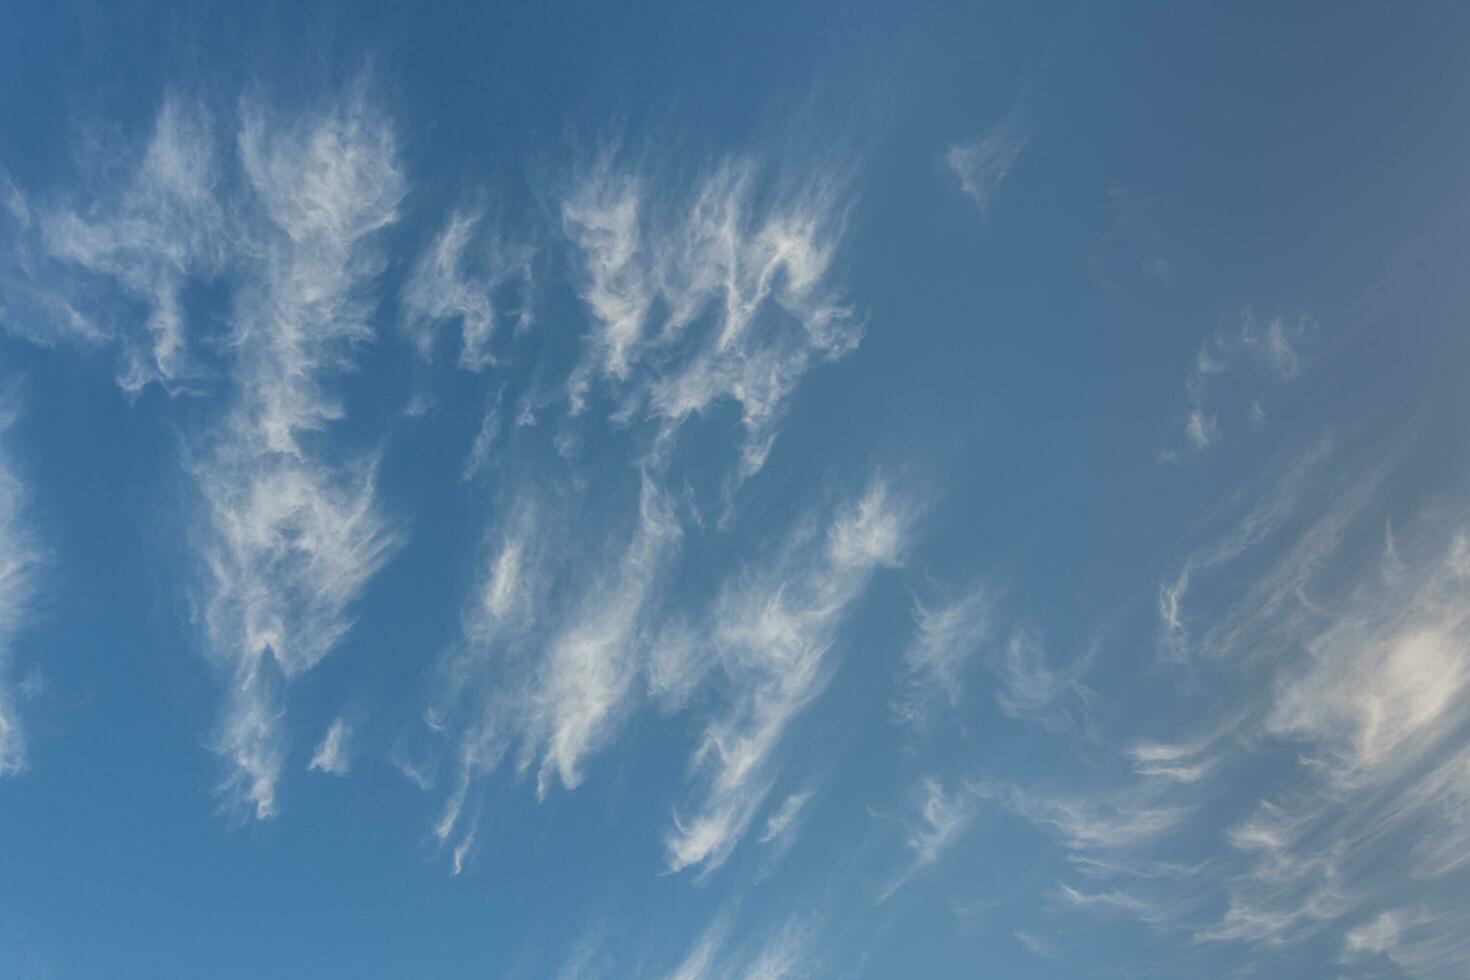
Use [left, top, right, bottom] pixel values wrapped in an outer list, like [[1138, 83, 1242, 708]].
[[2, 2, 1469, 977]]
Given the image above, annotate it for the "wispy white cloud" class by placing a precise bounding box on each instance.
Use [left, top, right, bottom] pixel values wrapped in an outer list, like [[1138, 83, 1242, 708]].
[[524, 474, 682, 797], [903, 776, 978, 866], [664, 912, 731, 980], [2, 96, 226, 393], [0, 171, 104, 354], [989, 780, 1190, 856], [1344, 909, 1403, 956], [194, 84, 406, 820], [0, 404, 42, 777], [461, 387, 504, 481], [562, 152, 860, 480], [1055, 883, 1184, 931], [561, 157, 648, 388], [1184, 409, 1219, 452], [894, 583, 995, 727], [1189, 513, 1470, 946], [666, 477, 917, 876], [307, 717, 353, 776], [402, 207, 533, 370], [878, 774, 980, 902], [1342, 906, 1470, 975], [897, 584, 1093, 734], [992, 628, 1092, 730], [552, 920, 614, 980], [755, 787, 819, 874], [1270, 625, 1467, 779], [646, 617, 715, 714], [424, 474, 682, 859], [414, 146, 871, 872], [1156, 435, 1347, 660], [1164, 310, 1317, 459], [967, 768, 1209, 938], [739, 919, 813, 980], [1055, 435, 1470, 962], [663, 910, 815, 980], [944, 120, 1026, 214], [43, 96, 225, 392], [759, 789, 815, 849], [1126, 736, 1219, 784], [1014, 930, 1057, 959], [465, 503, 542, 644], [449, 814, 477, 878]]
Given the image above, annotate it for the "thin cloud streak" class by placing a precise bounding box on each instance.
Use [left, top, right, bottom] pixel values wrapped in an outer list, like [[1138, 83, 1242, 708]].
[[425, 475, 683, 855], [667, 477, 918, 877], [877, 774, 981, 903], [0, 406, 42, 776]]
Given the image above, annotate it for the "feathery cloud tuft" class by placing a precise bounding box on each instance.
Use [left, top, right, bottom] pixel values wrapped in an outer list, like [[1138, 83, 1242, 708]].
[[308, 717, 353, 776], [895, 583, 994, 728], [944, 120, 1026, 214], [1166, 310, 1317, 458], [2, 96, 226, 392], [666, 477, 918, 876], [562, 154, 859, 480], [402, 208, 534, 370]]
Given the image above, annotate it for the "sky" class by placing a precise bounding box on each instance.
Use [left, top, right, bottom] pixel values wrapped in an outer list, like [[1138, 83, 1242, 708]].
[[1, 2, 1469, 977]]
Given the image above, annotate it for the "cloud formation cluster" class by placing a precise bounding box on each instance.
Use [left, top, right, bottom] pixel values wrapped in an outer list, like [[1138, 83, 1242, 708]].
[[413, 144, 875, 874], [981, 433, 1470, 973], [562, 154, 860, 479], [2, 96, 226, 393], [4, 86, 408, 818], [667, 479, 917, 876], [1171, 310, 1317, 456]]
